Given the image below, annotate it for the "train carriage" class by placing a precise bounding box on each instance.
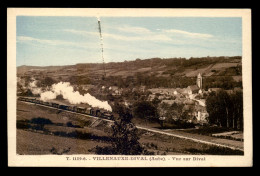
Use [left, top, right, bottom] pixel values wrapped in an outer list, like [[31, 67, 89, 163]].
[[43, 101, 51, 106], [51, 103, 59, 108], [28, 98, 36, 103], [23, 98, 29, 102], [67, 106, 77, 112], [95, 109, 101, 117], [35, 100, 41, 104], [67, 106, 72, 111], [76, 107, 86, 114], [59, 104, 69, 110], [103, 113, 114, 120], [100, 109, 114, 120], [85, 107, 93, 115], [18, 97, 26, 101]]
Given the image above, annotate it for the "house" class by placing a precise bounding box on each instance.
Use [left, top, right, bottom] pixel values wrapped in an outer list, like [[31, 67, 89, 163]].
[[139, 86, 146, 92], [194, 111, 209, 122], [109, 86, 119, 91], [208, 88, 222, 93], [194, 105, 208, 122], [197, 99, 206, 107], [108, 86, 122, 95], [161, 100, 176, 105], [176, 88, 189, 96], [187, 85, 200, 95], [113, 89, 122, 96], [81, 84, 95, 91], [183, 99, 196, 105], [148, 94, 156, 101], [148, 88, 177, 96]]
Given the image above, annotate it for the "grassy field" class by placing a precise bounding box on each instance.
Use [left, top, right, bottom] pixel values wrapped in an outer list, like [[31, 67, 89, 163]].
[[16, 101, 243, 155], [17, 129, 109, 155]]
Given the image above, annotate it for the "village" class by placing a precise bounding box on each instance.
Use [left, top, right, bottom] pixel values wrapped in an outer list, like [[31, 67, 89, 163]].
[[17, 70, 241, 127], [55, 71, 241, 129]]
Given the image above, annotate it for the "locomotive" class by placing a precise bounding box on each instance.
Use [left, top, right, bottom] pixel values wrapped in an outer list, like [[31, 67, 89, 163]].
[[18, 97, 114, 120]]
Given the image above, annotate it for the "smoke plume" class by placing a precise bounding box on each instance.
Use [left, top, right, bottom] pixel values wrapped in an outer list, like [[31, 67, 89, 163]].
[[28, 80, 42, 95], [17, 77, 42, 95], [40, 82, 112, 112]]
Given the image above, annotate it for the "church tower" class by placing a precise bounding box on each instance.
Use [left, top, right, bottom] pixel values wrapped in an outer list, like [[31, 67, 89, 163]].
[[197, 73, 202, 88]]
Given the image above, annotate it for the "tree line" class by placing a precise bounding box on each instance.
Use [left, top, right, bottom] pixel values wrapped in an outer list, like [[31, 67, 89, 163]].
[[206, 90, 243, 130]]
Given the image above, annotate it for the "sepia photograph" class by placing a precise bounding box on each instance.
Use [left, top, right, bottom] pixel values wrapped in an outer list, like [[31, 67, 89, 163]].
[[7, 8, 252, 167]]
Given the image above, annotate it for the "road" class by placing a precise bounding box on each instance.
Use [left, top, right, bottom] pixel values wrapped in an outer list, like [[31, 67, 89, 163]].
[[19, 100, 244, 152], [136, 126, 243, 151]]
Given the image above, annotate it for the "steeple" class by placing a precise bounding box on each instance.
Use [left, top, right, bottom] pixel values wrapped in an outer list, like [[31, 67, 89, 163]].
[[197, 73, 202, 88]]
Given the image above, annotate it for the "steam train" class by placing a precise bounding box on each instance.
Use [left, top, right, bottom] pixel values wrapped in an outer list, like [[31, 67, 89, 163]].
[[18, 97, 114, 120]]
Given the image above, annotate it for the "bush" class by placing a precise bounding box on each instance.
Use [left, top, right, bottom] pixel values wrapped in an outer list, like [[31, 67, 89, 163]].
[[50, 147, 71, 155], [30, 117, 53, 125], [66, 121, 74, 127], [160, 120, 195, 129], [91, 146, 116, 155], [17, 120, 31, 129]]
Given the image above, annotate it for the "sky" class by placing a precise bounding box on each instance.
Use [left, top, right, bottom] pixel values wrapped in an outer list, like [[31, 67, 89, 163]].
[[16, 16, 242, 66]]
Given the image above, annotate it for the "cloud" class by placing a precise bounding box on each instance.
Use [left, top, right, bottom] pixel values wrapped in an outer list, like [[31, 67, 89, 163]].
[[17, 35, 99, 50], [64, 28, 172, 42], [63, 25, 214, 43], [163, 29, 214, 38], [63, 29, 95, 37], [104, 32, 171, 42], [17, 36, 75, 46], [116, 26, 152, 34]]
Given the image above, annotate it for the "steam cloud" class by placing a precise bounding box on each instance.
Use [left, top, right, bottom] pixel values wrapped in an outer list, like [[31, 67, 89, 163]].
[[18, 77, 42, 95], [40, 82, 112, 112], [29, 80, 42, 95]]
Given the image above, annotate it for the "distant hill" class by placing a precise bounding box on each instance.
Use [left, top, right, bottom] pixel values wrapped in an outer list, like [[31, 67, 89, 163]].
[[17, 56, 242, 79]]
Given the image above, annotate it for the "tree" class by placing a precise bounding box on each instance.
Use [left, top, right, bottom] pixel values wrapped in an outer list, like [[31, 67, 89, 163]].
[[17, 82, 24, 94], [218, 90, 232, 128], [159, 102, 184, 122], [56, 94, 64, 100], [206, 91, 229, 127], [230, 91, 243, 130], [206, 90, 243, 130], [37, 77, 56, 88], [206, 92, 220, 125], [152, 96, 161, 106], [111, 106, 144, 155], [77, 86, 88, 95], [93, 105, 151, 155], [20, 89, 33, 97], [133, 101, 158, 122]]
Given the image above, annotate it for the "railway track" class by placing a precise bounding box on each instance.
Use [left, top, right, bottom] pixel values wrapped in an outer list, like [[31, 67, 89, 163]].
[[18, 100, 244, 152]]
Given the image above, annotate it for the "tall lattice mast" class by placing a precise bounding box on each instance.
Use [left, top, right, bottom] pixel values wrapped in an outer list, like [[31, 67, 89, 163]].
[[97, 17, 106, 79]]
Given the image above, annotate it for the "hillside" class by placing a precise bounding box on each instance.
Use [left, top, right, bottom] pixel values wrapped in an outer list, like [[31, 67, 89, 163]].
[[17, 56, 242, 89]]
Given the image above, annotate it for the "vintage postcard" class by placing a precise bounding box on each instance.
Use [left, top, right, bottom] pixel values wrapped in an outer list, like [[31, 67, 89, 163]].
[[7, 8, 252, 167]]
